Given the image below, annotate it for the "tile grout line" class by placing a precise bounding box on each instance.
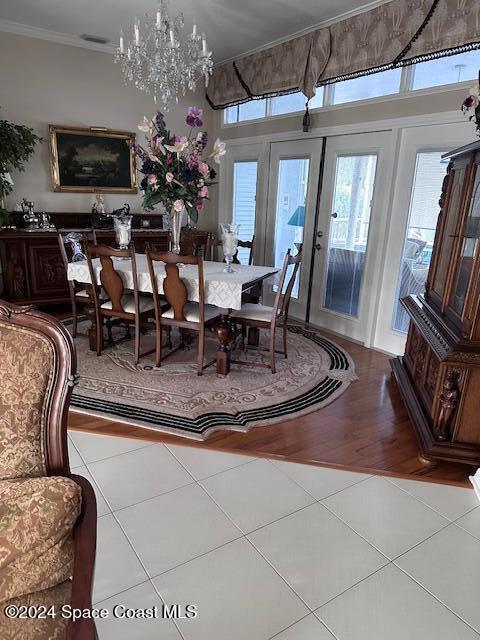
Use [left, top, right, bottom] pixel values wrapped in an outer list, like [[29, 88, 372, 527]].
[[68, 433, 157, 466], [393, 562, 480, 636], [266, 457, 373, 501], [163, 443, 259, 481], [266, 612, 339, 640], [109, 508, 187, 640], [384, 476, 480, 522]]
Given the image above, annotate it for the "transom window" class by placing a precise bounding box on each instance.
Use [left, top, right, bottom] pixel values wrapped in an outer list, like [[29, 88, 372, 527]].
[[224, 50, 480, 124]]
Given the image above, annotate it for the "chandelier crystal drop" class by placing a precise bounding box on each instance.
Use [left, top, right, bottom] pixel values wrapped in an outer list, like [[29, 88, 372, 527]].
[[114, 0, 213, 110]]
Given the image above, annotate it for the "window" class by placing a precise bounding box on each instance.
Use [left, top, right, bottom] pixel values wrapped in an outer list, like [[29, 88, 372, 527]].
[[332, 68, 402, 105], [271, 87, 324, 116], [412, 50, 480, 90], [223, 50, 480, 124], [232, 161, 258, 264], [391, 151, 449, 333]]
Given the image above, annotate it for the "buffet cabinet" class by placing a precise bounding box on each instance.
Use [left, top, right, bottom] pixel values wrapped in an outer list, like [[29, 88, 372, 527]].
[[0, 212, 212, 306], [391, 141, 480, 466]]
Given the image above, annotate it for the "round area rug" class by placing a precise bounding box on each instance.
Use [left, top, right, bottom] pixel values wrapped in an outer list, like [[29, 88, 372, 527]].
[[68, 321, 357, 441]]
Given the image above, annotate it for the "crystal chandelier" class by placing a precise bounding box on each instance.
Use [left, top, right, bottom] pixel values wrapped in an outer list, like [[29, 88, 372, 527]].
[[114, 0, 213, 110]]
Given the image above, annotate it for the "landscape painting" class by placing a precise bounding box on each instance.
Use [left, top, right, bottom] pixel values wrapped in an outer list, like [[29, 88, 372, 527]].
[[49, 125, 137, 193]]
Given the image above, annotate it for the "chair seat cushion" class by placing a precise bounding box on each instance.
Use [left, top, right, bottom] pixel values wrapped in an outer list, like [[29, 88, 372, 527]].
[[231, 303, 274, 323], [1, 580, 71, 639], [75, 288, 107, 301], [0, 476, 81, 603], [101, 294, 154, 314], [162, 302, 220, 323]]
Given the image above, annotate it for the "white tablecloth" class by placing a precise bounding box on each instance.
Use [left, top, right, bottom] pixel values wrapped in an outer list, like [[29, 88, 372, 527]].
[[67, 256, 278, 310]]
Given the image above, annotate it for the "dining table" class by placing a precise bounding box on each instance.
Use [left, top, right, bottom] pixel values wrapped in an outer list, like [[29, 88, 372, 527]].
[[67, 255, 278, 375]]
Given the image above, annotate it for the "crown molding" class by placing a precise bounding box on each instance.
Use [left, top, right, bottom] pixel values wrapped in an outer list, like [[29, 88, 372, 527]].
[[0, 19, 116, 54], [216, 0, 392, 64]]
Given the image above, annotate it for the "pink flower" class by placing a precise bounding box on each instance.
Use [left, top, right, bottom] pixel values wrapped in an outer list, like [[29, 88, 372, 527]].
[[148, 175, 158, 186], [195, 200, 205, 211], [165, 154, 173, 165], [198, 186, 209, 198], [187, 153, 199, 169], [198, 161, 210, 178], [165, 172, 174, 183], [173, 199, 184, 212]]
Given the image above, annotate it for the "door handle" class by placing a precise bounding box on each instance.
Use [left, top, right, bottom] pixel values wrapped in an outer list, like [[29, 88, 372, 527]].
[[317, 231, 323, 238], [331, 212, 338, 219], [315, 243, 322, 251]]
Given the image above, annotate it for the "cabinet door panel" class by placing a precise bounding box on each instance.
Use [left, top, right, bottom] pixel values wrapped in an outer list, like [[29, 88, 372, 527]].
[[27, 243, 69, 298], [448, 162, 480, 326], [431, 163, 469, 303]]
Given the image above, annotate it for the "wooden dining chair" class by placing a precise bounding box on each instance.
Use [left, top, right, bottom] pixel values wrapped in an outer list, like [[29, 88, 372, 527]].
[[146, 250, 221, 375], [85, 242, 164, 363], [230, 245, 302, 373], [58, 228, 98, 338], [207, 235, 255, 264]]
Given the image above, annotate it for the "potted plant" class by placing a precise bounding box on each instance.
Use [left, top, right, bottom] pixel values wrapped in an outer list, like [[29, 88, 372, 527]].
[[0, 114, 42, 226]]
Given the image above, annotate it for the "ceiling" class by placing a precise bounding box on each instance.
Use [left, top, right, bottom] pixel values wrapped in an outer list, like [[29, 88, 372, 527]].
[[0, 0, 385, 63]]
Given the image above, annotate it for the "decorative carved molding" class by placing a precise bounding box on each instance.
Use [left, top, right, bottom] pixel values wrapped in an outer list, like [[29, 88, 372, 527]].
[[401, 296, 452, 361], [435, 368, 461, 441]]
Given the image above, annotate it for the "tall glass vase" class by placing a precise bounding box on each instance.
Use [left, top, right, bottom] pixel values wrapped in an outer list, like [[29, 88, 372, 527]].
[[114, 214, 132, 258], [220, 223, 240, 273], [169, 206, 184, 254]]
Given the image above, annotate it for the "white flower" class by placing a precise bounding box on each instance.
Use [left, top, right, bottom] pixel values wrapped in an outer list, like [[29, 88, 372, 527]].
[[138, 116, 153, 134], [165, 138, 189, 156], [173, 199, 185, 212], [209, 138, 226, 164]]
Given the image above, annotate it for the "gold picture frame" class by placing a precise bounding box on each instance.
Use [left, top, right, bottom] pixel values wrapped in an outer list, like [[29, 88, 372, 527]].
[[49, 125, 137, 193]]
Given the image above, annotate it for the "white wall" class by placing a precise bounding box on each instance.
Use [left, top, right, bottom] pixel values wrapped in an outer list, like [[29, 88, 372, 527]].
[[0, 32, 217, 229]]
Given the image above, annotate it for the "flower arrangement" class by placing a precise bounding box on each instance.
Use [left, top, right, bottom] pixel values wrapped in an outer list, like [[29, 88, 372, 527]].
[[461, 74, 480, 137], [135, 107, 225, 226]]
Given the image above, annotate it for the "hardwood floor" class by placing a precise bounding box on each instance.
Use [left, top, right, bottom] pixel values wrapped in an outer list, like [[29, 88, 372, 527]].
[[67, 327, 475, 487]]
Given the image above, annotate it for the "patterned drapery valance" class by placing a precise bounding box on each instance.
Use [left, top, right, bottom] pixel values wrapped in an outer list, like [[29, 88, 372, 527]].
[[207, 0, 480, 109]]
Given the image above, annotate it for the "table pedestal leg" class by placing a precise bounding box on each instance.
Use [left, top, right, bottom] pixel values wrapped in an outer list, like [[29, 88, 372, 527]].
[[248, 326, 260, 347], [85, 287, 100, 352], [215, 314, 235, 375]]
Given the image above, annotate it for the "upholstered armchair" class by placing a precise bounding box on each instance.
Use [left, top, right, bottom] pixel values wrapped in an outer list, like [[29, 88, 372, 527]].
[[0, 300, 97, 640]]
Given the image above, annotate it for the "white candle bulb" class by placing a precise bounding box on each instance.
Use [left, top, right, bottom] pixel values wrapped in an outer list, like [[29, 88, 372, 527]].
[[192, 24, 197, 37], [156, 10, 161, 27], [202, 37, 207, 54], [169, 29, 175, 45], [119, 29, 124, 53], [134, 19, 140, 45]]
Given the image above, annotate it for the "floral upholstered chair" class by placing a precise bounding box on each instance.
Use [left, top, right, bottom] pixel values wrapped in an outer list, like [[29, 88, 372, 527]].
[[0, 300, 97, 640]]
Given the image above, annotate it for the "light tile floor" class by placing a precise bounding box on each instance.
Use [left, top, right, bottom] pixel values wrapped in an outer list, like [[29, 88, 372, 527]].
[[68, 431, 480, 640]]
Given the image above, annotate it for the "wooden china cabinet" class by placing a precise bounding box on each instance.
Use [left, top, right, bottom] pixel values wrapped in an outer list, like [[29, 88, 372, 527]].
[[391, 140, 480, 467]]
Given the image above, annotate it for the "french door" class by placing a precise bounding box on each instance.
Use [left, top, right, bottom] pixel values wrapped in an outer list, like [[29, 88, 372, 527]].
[[263, 139, 323, 319], [373, 123, 471, 354], [308, 132, 393, 344]]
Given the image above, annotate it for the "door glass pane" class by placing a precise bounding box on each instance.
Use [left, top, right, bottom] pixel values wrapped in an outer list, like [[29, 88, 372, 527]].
[[232, 161, 258, 264], [273, 158, 309, 298], [323, 155, 377, 316], [450, 165, 480, 316], [392, 151, 449, 333]]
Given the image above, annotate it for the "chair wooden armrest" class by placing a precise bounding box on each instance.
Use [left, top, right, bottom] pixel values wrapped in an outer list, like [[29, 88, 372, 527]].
[[66, 473, 98, 640]]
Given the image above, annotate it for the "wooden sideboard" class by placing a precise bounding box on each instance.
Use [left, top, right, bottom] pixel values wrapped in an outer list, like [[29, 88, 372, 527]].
[[391, 140, 480, 467], [0, 212, 212, 306]]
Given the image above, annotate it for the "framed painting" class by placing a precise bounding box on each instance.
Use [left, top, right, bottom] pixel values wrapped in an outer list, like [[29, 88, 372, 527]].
[[49, 125, 137, 193]]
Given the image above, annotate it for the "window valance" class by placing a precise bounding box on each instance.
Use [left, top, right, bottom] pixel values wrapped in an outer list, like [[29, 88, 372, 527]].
[[206, 0, 480, 109]]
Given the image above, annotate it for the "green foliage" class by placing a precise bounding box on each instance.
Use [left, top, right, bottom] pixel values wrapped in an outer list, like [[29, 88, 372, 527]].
[[0, 116, 42, 205]]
